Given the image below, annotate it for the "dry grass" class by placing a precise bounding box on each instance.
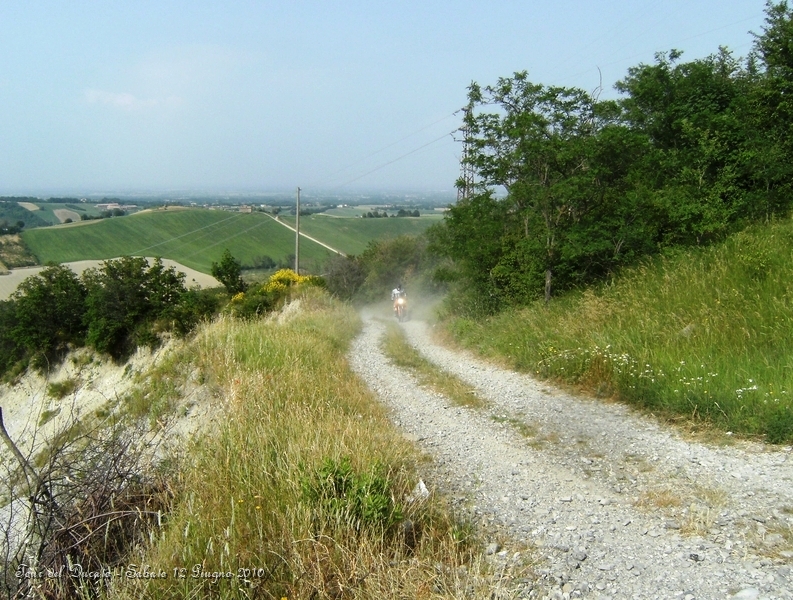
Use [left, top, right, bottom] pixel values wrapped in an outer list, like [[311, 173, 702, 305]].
[[107, 290, 524, 599], [634, 487, 683, 510]]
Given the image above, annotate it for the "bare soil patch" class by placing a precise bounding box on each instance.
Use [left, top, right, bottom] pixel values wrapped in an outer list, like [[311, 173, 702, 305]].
[[53, 208, 80, 223]]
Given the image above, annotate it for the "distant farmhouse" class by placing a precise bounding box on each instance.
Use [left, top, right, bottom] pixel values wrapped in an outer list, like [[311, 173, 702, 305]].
[[96, 202, 138, 211]]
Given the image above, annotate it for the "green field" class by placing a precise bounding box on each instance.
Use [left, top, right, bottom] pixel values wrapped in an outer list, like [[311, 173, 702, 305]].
[[18, 202, 104, 225], [281, 213, 443, 255], [22, 208, 334, 273]]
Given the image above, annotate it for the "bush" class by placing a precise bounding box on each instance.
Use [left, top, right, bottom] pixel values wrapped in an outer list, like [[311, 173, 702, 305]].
[[302, 457, 402, 533], [83, 257, 188, 360], [12, 265, 87, 363], [211, 248, 247, 295]]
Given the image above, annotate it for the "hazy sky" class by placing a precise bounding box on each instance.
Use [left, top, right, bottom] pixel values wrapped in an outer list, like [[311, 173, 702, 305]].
[[0, 1, 768, 196]]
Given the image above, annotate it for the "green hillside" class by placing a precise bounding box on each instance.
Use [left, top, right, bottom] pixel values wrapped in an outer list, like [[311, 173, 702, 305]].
[[281, 213, 443, 255], [443, 219, 793, 443], [21, 208, 333, 273], [25, 202, 104, 225]]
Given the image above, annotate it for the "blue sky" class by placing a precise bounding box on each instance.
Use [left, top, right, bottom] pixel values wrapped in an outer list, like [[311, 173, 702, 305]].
[[0, 1, 768, 196]]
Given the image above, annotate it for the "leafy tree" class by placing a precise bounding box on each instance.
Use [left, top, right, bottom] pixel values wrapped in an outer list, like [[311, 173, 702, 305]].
[[615, 49, 756, 243], [0, 299, 23, 376], [211, 249, 247, 295], [324, 254, 366, 300], [83, 257, 187, 359], [451, 72, 617, 302], [12, 265, 87, 364], [357, 235, 428, 300]]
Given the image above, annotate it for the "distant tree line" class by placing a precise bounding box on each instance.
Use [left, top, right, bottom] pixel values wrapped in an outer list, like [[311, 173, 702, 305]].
[[0, 258, 219, 379], [429, 2, 793, 311], [80, 208, 126, 221]]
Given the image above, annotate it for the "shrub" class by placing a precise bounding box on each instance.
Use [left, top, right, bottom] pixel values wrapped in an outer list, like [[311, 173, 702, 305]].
[[302, 456, 403, 533], [211, 248, 247, 295]]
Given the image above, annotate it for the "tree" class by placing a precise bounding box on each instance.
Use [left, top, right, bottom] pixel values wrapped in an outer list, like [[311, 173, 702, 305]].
[[457, 72, 610, 302], [211, 249, 247, 295], [12, 265, 86, 364], [83, 257, 187, 359], [324, 254, 366, 300]]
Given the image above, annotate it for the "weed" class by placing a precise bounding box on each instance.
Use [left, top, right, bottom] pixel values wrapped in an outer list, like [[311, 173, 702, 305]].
[[491, 414, 538, 439], [46, 378, 78, 400], [381, 323, 490, 409], [301, 456, 403, 532], [635, 487, 683, 509], [38, 407, 60, 426]]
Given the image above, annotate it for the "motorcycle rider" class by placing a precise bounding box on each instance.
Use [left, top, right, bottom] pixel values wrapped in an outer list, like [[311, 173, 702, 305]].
[[391, 284, 406, 314]]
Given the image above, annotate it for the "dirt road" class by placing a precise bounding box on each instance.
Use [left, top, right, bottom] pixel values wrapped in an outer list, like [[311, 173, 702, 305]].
[[349, 309, 793, 600]]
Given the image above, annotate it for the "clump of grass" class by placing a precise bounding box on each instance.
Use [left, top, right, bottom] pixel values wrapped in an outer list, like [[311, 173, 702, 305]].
[[110, 289, 513, 599], [680, 486, 728, 536], [381, 322, 490, 409], [491, 414, 538, 440], [444, 219, 793, 443], [46, 377, 78, 399], [38, 406, 60, 426], [122, 346, 196, 424], [634, 487, 683, 509]]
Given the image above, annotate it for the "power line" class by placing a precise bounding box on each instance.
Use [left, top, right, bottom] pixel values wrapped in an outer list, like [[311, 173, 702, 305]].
[[327, 130, 457, 190], [306, 111, 460, 189], [130, 213, 244, 256]]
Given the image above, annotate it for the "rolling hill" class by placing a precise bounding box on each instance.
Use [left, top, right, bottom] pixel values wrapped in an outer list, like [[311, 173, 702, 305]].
[[21, 208, 334, 274], [279, 212, 443, 255]]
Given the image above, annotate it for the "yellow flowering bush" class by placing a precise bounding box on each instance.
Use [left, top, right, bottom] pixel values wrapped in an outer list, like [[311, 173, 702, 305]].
[[225, 269, 325, 318]]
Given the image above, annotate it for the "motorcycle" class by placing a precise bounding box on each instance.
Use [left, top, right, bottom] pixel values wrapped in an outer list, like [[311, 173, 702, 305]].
[[395, 296, 407, 322]]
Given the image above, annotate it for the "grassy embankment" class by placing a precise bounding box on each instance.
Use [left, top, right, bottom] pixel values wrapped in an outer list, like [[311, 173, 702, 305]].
[[21, 209, 332, 274], [279, 213, 443, 255], [443, 220, 793, 443], [110, 290, 510, 599]]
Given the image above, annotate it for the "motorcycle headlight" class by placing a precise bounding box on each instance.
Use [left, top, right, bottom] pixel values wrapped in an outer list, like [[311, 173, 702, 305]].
[[397, 298, 405, 305]]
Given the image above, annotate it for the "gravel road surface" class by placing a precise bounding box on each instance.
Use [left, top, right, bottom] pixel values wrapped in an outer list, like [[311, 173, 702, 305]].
[[348, 309, 793, 600]]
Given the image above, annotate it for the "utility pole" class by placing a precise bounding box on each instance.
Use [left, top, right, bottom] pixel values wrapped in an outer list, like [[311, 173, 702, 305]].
[[295, 186, 300, 274]]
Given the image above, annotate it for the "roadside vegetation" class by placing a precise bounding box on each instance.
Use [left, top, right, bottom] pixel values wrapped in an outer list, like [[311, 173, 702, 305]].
[[107, 289, 498, 600], [442, 218, 793, 443], [417, 3, 793, 444]]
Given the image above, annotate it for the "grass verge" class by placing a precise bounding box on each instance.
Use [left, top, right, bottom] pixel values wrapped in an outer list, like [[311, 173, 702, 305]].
[[109, 289, 513, 599], [380, 322, 489, 410], [443, 219, 793, 443]]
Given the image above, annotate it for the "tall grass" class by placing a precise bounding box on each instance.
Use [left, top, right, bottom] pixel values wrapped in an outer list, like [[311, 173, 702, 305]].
[[443, 220, 793, 443], [110, 289, 506, 599]]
